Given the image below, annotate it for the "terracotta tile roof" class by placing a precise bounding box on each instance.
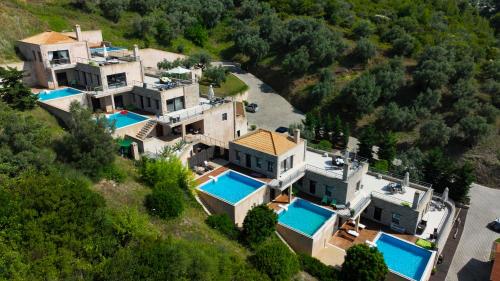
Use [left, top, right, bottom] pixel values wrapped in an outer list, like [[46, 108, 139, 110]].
[[492, 243, 500, 281], [233, 129, 299, 156], [20, 31, 77, 45]]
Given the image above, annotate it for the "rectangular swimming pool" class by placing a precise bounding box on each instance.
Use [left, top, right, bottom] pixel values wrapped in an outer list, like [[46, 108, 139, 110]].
[[106, 111, 148, 129], [375, 233, 434, 281], [198, 171, 265, 205], [91, 47, 126, 55], [38, 88, 83, 101], [278, 198, 335, 237]]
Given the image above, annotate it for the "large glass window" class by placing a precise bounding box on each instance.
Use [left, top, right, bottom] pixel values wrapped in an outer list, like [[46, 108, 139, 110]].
[[256, 157, 262, 169], [267, 161, 274, 172], [325, 186, 334, 197], [280, 155, 294, 173], [166, 97, 185, 112], [235, 150, 240, 162], [107, 73, 127, 88], [48, 50, 69, 66], [392, 213, 401, 225], [310, 180, 316, 194]]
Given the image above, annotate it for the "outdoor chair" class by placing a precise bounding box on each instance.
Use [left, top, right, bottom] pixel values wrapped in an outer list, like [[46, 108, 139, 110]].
[[321, 196, 329, 205], [330, 198, 337, 208]]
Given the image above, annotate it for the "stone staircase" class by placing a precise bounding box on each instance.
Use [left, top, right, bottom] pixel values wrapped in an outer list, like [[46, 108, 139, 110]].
[[136, 120, 156, 140]]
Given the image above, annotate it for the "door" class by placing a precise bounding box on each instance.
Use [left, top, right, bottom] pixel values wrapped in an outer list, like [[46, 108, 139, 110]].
[[56, 72, 68, 86], [91, 98, 101, 112], [114, 95, 124, 109], [270, 189, 276, 201], [140, 96, 144, 109], [156, 124, 163, 137], [374, 207, 382, 221], [245, 154, 251, 168]]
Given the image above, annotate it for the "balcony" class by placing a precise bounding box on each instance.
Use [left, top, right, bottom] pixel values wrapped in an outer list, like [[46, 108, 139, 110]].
[[49, 58, 70, 66]]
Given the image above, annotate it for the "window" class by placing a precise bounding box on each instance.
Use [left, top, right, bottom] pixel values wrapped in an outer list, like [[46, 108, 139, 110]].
[[237, 130, 241, 137], [166, 97, 185, 112], [325, 186, 334, 197], [309, 180, 316, 194], [147, 97, 151, 107], [392, 213, 401, 225], [256, 157, 262, 169], [38, 51, 42, 62], [155, 99, 160, 110], [132, 94, 136, 102], [280, 156, 294, 173], [267, 161, 274, 172], [222, 113, 227, 121], [235, 150, 240, 162], [48, 50, 69, 65], [107, 73, 127, 88], [32, 51, 37, 61]]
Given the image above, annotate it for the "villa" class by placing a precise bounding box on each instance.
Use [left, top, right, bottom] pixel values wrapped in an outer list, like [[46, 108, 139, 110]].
[[12, 25, 456, 281], [16, 26, 247, 156], [196, 128, 454, 281]]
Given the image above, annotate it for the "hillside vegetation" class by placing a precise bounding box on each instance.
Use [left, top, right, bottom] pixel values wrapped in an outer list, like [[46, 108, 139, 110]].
[[1, 0, 499, 188]]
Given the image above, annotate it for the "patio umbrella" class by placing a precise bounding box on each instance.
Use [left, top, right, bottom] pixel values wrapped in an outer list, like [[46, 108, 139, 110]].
[[207, 84, 215, 100], [166, 66, 191, 74]]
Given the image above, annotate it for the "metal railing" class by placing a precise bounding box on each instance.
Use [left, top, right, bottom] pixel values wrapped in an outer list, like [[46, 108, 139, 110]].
[[131, 78, 193, 92], [269, 165, 306, 189], [368, 167, 432, 188], [350, 195, 372, 217], [305, 164, 344, 179], [184, 134, 228, 149], [49, 58, 70, 66], [157, 103, 213, 125]]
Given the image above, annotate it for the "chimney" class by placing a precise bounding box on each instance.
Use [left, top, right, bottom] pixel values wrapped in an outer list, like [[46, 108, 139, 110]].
[[75, 25, 82, 42], [403, 171, 410, 187], [342, 162, 350, 181], [412, 191, 420, 209], [293, 129, 300, 143], [133, 44, 140, 61]]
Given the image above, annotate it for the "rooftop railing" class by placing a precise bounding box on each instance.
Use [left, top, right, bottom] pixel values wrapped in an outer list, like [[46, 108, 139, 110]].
[[269, 164, 306, 190], [371, 191, 414, 206]]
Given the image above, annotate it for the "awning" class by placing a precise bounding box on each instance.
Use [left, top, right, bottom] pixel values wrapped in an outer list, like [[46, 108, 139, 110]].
[[166, 66, 191, 74]]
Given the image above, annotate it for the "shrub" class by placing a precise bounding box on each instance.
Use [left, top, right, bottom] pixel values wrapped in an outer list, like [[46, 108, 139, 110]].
[[317, 140, 333, 151], [137, 157, 193, 190], [341, 244, 388, 281], [145, 186, 184, 219], [184, 23, 208, 46], [373, 160, 389, 172], [206, 214, 239, 239], [101, 164, 127, 183], [0, 67, 37, 110], [298, 253, 339, 281], [249, 240, 300, 281], [203, 66, 227, 86], [242, 205, 277, 246]]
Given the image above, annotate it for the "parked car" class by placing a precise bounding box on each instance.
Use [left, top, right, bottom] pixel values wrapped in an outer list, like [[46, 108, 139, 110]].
[[245, 103, 259, 113], [275, 127, 288, 134], [488, 218, 500, 232]]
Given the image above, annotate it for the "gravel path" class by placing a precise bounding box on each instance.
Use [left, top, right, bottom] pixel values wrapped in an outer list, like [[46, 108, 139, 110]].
[[445, 183, 500, 281], [213, 62, 304, 131]]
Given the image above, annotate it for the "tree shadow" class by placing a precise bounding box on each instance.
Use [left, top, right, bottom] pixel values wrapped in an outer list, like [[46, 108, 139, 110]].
[[456, 258, 492, 281]]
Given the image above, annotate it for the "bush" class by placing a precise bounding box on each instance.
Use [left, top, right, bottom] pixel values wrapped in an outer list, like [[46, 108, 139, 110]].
[[341, 244, 388, 281], [185, 23, 208, 46], [298, 253, 339, 281], [249, 240, 300, 281], [101, 164, 127, 183], [145, 186, 184, 219], [203, 66, 227, 86], [138, 157, 193, 190], [0, 67, 37, 110], [317, 140, 333, 151], [373, 160, 389, 172], [242, 205, 277, 246], [206, 214, 239, 239]]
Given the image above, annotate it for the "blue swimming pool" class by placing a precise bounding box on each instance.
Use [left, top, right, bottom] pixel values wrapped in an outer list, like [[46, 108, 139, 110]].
[[198, 171, 265, 205], [91, 47, 126, 55], [278, 198, 335, 237], [375, 233, 433, 281], [106, 111, 148, 129], [38, 88, 83, 101]]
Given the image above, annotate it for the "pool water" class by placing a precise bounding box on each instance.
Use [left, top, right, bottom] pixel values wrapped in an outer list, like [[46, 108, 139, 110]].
[[199, 171, 265, 204], [38, 88, 83, 101], [278, 198, 335, 237], [106, 111, 148, 129], [375, 233, 433, 281], [91, 47, 126, 54]]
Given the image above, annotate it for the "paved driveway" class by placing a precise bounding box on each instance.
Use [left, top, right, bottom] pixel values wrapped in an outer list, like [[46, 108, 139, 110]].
[[213, 62, 304, 131], [446, 184, 500, 281]]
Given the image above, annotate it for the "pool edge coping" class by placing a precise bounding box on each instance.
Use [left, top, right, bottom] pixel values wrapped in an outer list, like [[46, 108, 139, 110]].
[[196, 169, 267, 207], [373, 232, 437, 281]]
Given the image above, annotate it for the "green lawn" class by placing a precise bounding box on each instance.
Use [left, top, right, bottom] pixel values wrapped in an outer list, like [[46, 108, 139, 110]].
[[199, 73, 248, 97]]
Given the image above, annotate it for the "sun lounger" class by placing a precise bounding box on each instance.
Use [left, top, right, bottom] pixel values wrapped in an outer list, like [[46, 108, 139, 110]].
[[348, 219, 366, 229], [322, 196, 329, 204], [330, 198, 337, 208], [347, 230, 359, 237], [365, 240, 377, 248]]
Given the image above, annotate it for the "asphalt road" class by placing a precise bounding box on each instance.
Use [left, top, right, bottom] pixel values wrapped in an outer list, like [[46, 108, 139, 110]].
[[445, 183, 500, 281], [214, 62, 304, 131]]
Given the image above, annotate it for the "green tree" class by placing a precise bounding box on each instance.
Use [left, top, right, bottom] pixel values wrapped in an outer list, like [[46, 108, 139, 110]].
[[378, 103, 417, 131], [145, 185, 184, 219], [358, 125, 377, 160], [378, 131, 397, 163], [206, 214, 239, 239], [353, 38, 376, 63], [392, 33, 417, 56], [0, 67, 37, 110], [370, 58, 405, 100], [352, 20, 375, 38], [422, 148, 454, 193], [340, 73, 380, 116], [58, 102, 116, 179], [242, 205, 277, 246], [455, 115, 491, 146], [283, 46, 311, 75], [413, 46, 454, 89], [249, 239, 300, 281], [184, 23, 208, 46], [340, 244, 388, 281], [342, 122, 350, 146], [100, 0, 128, 22], [419, 117, 451, 147], [203, 66, 227, 86], [449, 162, 475, 202]]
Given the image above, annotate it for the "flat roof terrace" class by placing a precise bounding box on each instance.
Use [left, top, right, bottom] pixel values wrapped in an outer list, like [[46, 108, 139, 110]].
[[305, 150, 363, 180]]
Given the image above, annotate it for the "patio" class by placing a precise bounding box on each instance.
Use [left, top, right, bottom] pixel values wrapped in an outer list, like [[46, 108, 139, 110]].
[[330, 219, 418, 250]]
